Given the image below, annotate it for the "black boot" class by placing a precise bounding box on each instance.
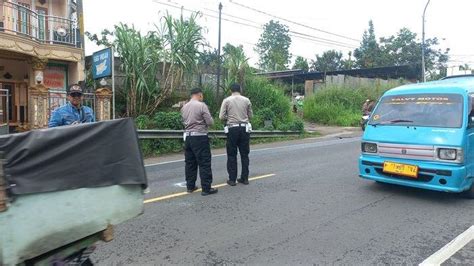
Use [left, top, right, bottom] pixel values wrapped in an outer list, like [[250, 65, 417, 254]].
[[201, 188, 218, 196], [187, 186, 199, 193], [237, 178, 249, 185]]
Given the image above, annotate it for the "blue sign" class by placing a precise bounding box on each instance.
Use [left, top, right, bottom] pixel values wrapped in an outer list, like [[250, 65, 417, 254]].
[[92, 48, 112, 79]]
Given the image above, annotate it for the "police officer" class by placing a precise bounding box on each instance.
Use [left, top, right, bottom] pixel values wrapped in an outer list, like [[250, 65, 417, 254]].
[[219, 83, 253, 186], [181, 88, 218, 196], [48, 84, 95, 127]]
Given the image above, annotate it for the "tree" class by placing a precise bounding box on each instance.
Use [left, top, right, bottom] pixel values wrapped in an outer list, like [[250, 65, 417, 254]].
[[86, 24, 163, 117], [223, 43, 250, 89], [459, 64, 470, 71], [353, 20, 383, 68], [198, 49, 219, 71], [311, 50, 344, 72], [378, 28, 450, 79], [255, 20, 292, 71], [352, 21, 450, 80], [292, 56, 309, 72], [86, 12, 205, 117], [342, 51, 355, 70]]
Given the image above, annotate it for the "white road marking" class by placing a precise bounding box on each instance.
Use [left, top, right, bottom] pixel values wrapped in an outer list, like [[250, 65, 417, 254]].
[[145, 137, 360, 167], [419, 225, 474, 266], [173, 182, 187, 188]]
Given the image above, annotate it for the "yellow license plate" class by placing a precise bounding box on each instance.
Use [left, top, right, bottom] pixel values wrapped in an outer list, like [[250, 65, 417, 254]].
[[383, 162, 418, 178]]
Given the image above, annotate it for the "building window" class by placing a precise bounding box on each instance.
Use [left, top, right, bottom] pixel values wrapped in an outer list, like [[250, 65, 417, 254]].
[[17, 3, 30, 35]]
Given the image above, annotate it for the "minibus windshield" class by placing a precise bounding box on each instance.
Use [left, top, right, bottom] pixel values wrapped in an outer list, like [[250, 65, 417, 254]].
[[369, 94, 463, 128]]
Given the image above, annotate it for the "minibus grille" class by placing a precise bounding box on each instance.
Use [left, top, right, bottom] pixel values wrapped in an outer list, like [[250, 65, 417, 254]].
[[377, 143, 435, 161]]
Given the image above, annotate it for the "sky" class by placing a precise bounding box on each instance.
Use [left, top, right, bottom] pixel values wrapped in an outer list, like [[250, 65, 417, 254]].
[[83, 0, 474, 69]]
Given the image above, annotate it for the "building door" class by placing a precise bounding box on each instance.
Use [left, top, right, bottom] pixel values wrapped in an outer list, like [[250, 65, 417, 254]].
[[0, 84, 10, 134], [1, 83, 15, 123]]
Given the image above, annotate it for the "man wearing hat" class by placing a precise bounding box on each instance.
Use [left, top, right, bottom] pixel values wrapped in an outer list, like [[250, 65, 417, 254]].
[[48, 84, 95, 127], [181, 88, 218, 196]]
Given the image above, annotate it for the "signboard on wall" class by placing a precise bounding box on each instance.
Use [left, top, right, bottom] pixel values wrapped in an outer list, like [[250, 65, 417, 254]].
[[44, 64, 68, 112], [92, 48, 112, 79], [44, 65, 67, 91]]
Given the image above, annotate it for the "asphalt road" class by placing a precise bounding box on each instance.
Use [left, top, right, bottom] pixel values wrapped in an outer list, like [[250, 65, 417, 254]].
[[91, 136, 473, 265]]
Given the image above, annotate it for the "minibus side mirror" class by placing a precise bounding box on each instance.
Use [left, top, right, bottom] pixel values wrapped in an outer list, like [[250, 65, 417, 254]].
[[469, 113, 474, 128]]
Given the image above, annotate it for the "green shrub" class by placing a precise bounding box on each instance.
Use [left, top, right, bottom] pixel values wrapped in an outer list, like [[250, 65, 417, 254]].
[[135, 115, 155, 129], [210, 117, 225, 130], [140, 139, 184, 156], [244, 76, 294, 130], [250, 114, 264, 129], [303, 82, 402, 126], [137, 75, 304, 157], [154, 112, 183, 130], [202, 84, 222, 117], [256, 108, 276, 121]]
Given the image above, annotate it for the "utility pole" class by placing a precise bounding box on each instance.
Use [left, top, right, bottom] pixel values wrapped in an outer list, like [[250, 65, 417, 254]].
[[421, 0, 431, 82], [216, 2, 223, 99]]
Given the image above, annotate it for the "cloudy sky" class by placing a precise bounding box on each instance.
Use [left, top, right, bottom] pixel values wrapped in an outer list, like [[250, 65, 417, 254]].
[[83, 0, 474, 68]]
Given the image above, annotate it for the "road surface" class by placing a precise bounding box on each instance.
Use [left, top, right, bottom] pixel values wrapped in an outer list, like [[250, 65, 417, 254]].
[[92, 136, 473, 265]]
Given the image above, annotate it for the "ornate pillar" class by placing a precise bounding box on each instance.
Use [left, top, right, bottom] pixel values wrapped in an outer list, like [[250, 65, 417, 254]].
[[27, 57, 50, 129], [95, 87, 112, 121], [28, 84, 49, 129], [30, 57, 48, 86]]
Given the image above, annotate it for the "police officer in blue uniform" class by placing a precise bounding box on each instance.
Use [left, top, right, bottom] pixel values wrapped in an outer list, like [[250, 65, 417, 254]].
[[48, 84, 95, 128]]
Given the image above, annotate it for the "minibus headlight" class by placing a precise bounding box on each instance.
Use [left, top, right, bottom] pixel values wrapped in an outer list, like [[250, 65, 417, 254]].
[[438, 148, 457, 160], [362, 142, 377, 153]]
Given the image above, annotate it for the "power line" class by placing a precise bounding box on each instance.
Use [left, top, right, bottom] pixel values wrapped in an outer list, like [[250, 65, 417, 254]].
[[204, 5, 357, 48], [228, 0, 360, 43], [203, 7, 261, 27], [173, 0, 357, 48], [152, 0, 356, 49]]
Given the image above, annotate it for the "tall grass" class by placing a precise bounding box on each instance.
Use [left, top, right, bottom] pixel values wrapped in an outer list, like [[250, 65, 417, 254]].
[[303, 81, 405, 126]]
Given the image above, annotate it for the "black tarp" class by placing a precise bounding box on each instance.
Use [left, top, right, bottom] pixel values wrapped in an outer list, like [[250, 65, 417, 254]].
[[0, 118, 147, 195]]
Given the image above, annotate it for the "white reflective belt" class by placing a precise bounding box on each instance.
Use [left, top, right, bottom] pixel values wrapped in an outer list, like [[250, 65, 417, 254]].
[[185, 132, 208, 136], [227, 123, 247, 128]]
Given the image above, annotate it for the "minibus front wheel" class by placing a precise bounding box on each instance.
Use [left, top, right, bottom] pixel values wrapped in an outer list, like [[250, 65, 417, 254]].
[[462, 183, 474, 199]]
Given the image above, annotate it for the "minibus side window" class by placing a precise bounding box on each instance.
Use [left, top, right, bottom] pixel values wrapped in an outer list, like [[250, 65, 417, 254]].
[[469, 95, 474, 127]]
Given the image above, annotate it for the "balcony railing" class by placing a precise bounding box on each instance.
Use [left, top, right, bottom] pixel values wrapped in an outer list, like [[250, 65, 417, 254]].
[[0, 1, 80, 48]]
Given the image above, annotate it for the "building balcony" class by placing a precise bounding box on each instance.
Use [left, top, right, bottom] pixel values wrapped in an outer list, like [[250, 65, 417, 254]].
[[0, 1, 83, 63], [0, 1, 80, 47]]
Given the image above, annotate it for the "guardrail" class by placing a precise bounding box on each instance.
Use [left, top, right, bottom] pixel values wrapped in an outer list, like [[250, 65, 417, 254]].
[[137, 130, 301, 139]]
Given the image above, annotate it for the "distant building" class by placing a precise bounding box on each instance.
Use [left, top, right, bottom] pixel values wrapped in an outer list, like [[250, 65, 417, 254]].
[[447, 66, 473, 77], [256, 65, 420, 97]]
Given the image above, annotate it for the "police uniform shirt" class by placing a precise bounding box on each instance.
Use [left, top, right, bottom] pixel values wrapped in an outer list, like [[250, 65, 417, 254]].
[[181, 99, 214, 133], [219, 94, 253, 125]]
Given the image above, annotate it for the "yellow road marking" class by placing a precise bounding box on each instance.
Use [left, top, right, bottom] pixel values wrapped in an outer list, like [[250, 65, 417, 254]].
[[144, 174, 276, 204]]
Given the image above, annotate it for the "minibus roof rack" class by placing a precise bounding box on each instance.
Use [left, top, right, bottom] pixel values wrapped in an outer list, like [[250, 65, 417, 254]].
[[441, 74, 474, 80]]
